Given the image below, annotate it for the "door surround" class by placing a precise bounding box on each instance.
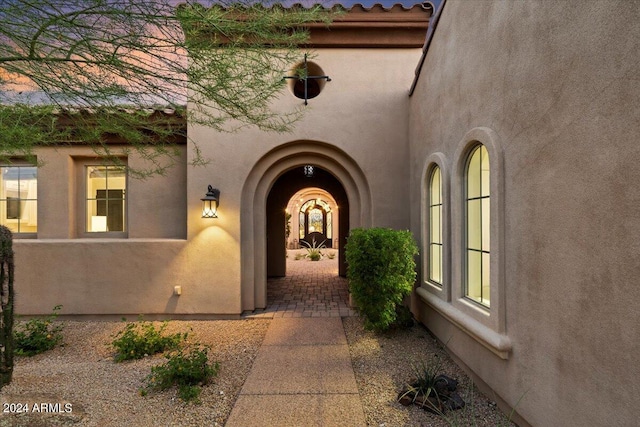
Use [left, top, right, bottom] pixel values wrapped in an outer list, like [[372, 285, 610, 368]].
[[240, 140, 372, 311]]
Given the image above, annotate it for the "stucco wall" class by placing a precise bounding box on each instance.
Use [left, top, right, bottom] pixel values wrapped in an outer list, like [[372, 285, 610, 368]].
[[189, 48, 417, 231], [12, 146, 207, 315], [409, 1, 640, 426], [189, 47, 420, 312], [14, 46, 420, 317]]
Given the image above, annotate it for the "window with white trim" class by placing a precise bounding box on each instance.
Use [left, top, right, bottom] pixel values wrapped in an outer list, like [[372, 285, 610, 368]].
[[428, 165, 443, 285], [0, 165, 37, 234], [465, 144, 490, 307]]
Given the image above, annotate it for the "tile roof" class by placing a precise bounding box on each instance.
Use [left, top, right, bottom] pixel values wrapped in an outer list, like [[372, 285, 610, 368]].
[[300, 2, 434, 47]]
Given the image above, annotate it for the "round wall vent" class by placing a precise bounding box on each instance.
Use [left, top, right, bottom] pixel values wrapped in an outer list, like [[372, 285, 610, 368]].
[[286, 59, 330, 103]]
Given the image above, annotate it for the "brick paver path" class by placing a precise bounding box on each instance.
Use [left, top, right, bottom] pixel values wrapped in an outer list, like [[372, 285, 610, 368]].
[[244, 250, 357, 318]]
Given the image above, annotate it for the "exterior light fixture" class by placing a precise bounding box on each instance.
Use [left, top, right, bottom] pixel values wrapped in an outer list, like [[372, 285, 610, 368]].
[[201, 185, 220, 218]]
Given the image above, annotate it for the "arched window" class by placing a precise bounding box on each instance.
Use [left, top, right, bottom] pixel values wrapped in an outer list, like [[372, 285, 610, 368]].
[[417, 129, 508, 356], [465, 145, 490, 307], [428, 166, 443, 285]]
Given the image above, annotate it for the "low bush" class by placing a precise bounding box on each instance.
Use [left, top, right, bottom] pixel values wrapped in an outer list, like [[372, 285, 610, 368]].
[[112, 318, 187, 362], [142, 346, 219, 403], [14, 305, 64, 356], [399, 356, 445, 410], [345, 227, 418, 331], [398, 356, 465, 415], [301, 238, 326, 261]]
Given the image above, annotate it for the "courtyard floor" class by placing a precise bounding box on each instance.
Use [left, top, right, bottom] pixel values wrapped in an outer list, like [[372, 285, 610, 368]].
[[243, 249, 357, 318]]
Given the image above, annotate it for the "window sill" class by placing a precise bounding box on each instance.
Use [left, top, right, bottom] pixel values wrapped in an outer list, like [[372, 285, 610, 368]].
[[78, 232, 128, 239], [8, 233, 37, 239], [416, 287, 512, 359]]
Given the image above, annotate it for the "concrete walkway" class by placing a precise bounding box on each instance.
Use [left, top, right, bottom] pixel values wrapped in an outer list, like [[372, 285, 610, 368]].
[[225, 317, 366, 427]]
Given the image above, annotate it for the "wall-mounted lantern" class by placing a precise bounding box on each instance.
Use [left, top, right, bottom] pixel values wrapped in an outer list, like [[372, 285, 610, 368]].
[[201, 185, 220, 218]]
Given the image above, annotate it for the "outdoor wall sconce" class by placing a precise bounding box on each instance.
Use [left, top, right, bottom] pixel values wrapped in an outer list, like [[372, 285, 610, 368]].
[[201, 185, 220, 218]]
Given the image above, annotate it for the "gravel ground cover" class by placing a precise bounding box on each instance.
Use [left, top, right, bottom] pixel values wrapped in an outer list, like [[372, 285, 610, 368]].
[[343, 316, 516, 427], [2, 317, 515, 426], [1, 319, 270, 427]]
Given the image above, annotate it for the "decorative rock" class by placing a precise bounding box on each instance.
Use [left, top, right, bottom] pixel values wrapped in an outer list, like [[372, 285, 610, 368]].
[[444, 392, 465, 411], [434, 374, 458, 392], [397, 373, 466, 416], [398, 393, 414, 406]]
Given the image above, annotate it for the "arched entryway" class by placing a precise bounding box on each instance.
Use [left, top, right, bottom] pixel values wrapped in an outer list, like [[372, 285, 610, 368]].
[[266, 165, 348, 278], [287, 187, 339, 251], [240, 140, 372, 312]]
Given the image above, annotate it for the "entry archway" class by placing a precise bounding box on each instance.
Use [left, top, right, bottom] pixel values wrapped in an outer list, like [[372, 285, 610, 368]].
[[286, 188, 338, 250], [241, 140, 372, 311], [266, 166, 348, 278]]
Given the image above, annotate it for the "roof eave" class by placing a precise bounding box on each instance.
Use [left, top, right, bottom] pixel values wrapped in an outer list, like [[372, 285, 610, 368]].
[[303, 3, 433, 48]]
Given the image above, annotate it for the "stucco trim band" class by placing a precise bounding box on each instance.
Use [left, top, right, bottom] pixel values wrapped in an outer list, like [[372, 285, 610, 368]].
[[416, 287, 512, 359]]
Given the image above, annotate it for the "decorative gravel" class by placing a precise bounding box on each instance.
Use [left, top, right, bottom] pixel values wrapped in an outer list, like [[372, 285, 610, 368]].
[[2, 317, 514, 426], [1, 319, 270, 427], [343, 316, 516, 427]]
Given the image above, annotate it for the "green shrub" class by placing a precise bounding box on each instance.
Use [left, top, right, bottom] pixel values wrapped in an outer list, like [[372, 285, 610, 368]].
[[143, 346, 220, 403], [345, 228, 418, 331], [14, 305, 64, 356], [112, 318, 187, 362], [394, 304, 415, 329]]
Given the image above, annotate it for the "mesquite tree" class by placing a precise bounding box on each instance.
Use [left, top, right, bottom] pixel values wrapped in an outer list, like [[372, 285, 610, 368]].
[[0, 0, 334, 177], [0, 225, 14, 389]]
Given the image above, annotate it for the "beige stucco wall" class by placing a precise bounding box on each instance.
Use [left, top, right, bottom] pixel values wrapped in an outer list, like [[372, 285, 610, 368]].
[[14, 46, 421, 317], [409, 1, 640, 426], [190, 47, 420, 312], [12, 146, 216, 316], [189, 47, 418, 231]]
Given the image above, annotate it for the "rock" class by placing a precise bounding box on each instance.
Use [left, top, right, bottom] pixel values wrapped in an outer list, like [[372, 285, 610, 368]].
[[398, 393, 414, 406], [444, 392, 466, 411], [434, 374, 458, 392], [417, 395, 445, 414], [399, 373, 466, 415]]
